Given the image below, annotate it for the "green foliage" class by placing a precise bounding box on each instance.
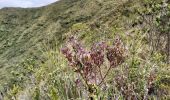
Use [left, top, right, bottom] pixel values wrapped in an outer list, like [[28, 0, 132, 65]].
[[49, 87, 59, 100], [0, 0, 169, 99], [33, 87, 40, 100], [4, 84, 21, 99]]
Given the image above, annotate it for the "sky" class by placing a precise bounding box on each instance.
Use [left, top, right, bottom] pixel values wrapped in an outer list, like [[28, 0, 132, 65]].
[[0, 0, 59, 8]]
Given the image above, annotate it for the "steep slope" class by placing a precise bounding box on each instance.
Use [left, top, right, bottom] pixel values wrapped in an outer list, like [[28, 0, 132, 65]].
[[0, 0, 98, 86], [0, 0, 132, 87], [0, 0, 169, 99]]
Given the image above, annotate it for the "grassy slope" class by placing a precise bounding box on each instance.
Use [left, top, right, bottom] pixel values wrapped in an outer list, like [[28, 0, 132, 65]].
[[0, 0, 129, 87], [0, 0, 169, 98]]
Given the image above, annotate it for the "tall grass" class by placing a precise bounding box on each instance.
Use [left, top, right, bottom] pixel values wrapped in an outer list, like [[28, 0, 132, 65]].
[[3, 23, 169, 100]]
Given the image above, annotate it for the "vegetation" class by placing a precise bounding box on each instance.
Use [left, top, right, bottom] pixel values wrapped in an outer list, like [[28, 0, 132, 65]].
[[61, 36, 126, 99], [0, 0, 169, 99]]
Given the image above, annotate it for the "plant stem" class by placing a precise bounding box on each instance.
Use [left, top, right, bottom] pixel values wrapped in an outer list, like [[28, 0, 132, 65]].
[[94, 67, 97, 84], [168, 32, 170, 65], [79, 72, 89, 89], [98, 65, 112, 86], [98, 66, 104, 83]]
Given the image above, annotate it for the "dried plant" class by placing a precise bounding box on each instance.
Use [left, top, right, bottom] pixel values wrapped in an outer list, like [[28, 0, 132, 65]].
[[61, 36, 126, 98]]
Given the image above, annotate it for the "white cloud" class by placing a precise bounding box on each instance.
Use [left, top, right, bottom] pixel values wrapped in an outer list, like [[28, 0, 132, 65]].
[[0, 0, 58, 8]]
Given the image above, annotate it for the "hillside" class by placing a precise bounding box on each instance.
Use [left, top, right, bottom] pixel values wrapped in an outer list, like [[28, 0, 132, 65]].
[[0, 0, 95, 86], [0, 0, 169, 99], [0, 0, 131, 88]]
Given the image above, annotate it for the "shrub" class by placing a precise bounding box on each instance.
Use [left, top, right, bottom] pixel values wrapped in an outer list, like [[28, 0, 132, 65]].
[[61, 36, 126, 99]]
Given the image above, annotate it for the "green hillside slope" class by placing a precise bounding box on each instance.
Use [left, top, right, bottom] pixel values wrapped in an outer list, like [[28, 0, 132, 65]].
[[0, 0, 169, 99], [0, 0, 129, 87]]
